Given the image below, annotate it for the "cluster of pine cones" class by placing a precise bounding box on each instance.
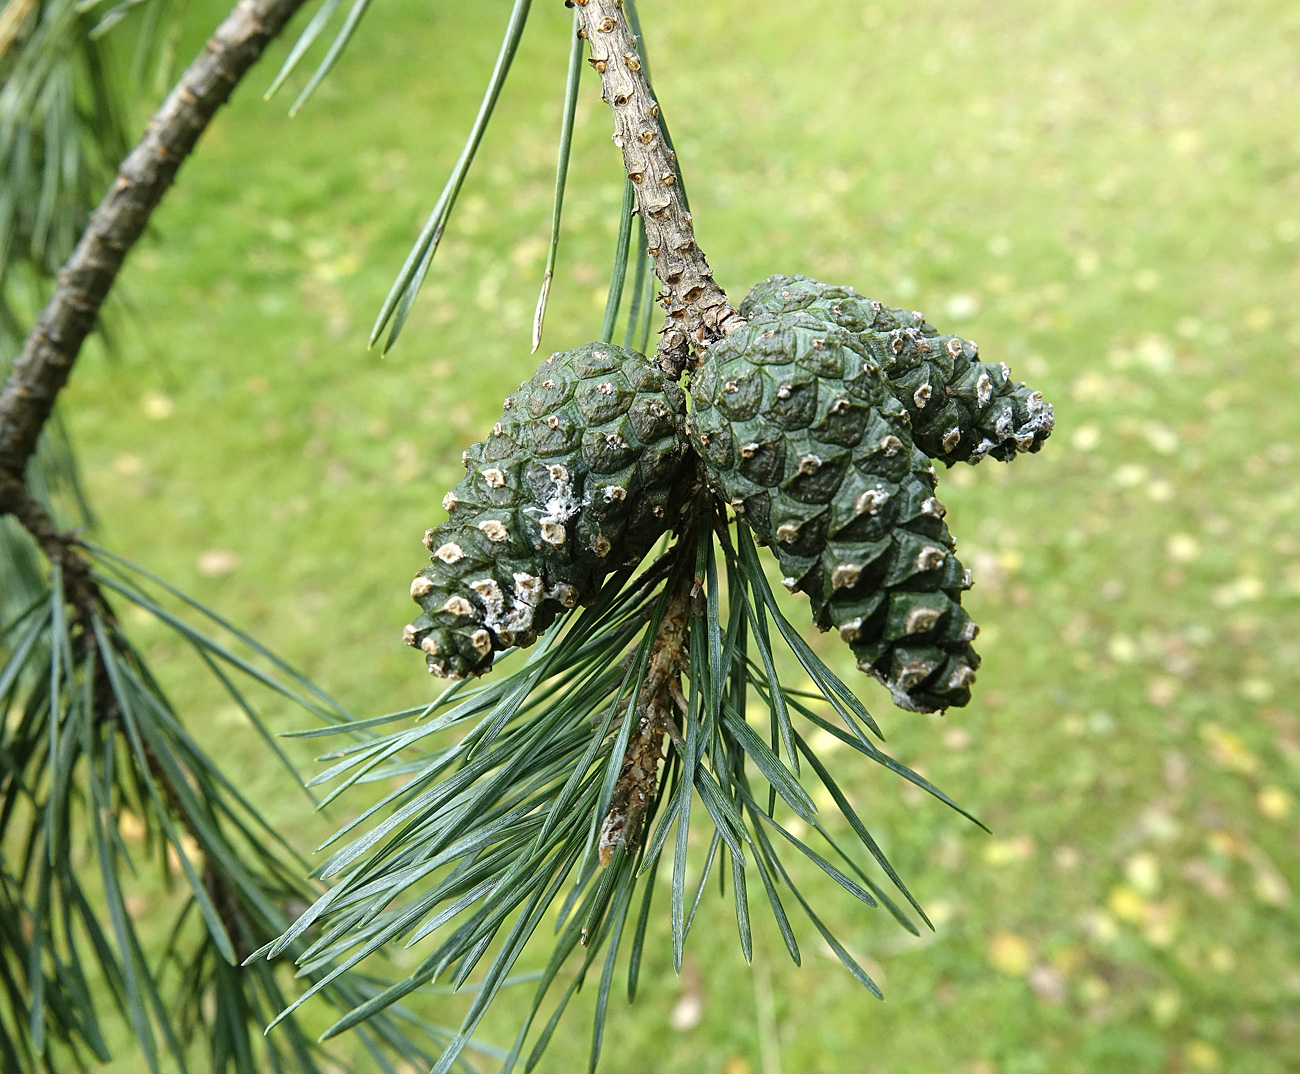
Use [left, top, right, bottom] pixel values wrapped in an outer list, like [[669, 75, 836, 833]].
[[403, 276, 1053, 713]]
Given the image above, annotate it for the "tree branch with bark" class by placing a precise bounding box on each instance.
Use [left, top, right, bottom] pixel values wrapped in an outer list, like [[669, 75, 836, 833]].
[[567, 0, 739, 863], [0, 0, 308, 665], [0, 0, 308, 485], [598, 539, 694, 865], [571, 0, 744, 376]]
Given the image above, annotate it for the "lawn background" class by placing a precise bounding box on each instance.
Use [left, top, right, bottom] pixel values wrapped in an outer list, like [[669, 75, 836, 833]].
[[52, 0, 1300, 1071]]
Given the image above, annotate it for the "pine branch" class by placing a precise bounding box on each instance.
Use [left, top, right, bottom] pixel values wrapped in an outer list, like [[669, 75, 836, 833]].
[[571, 0, 743, 376], [597, 550, 692, 865], [0, 0, 309, 699], [0, 4, 471, 1064], [0, 0, 308, 482], [0, 531, 458, 1071], [1, 435, 297, 969], [0, 471, 100, 630]]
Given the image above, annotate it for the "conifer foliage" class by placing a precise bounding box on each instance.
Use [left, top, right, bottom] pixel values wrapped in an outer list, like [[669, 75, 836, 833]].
[[1, 0, 1054, 1071], [261, 1, 1053, 1071], [0, 1, 464, 1070]]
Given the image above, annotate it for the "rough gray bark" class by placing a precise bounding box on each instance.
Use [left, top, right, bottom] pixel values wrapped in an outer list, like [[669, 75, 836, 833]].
[[0, 0, 308, 483], [571, 0, 743, 377]]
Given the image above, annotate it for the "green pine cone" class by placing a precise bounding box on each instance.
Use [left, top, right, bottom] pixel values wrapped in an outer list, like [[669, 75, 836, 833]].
[[688, 318, 980, 712], [738, 274, 1054, 466], [405, 342, 689, 679]]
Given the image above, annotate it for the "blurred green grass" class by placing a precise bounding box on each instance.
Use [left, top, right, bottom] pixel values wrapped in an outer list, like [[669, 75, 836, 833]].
[[61, 0, 1300, 1071]]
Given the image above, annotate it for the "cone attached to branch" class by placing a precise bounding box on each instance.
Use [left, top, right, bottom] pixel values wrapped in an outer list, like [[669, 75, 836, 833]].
[[739, 275, 1053, 466], [688, 316, 980, 712], [406, 342, 690, 679]]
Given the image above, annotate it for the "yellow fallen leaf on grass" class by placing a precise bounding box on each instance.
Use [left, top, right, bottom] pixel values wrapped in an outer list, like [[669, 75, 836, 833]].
[[1208, 945, 1236, 974], [1109, 888, 1147, 930], [165, 831, 203, 874], [1186, 1040, 1221, 1071], [1079, 909, 1119, 944], [1148, 987, 1181, 1027], [197, 549, 241, 577], [142, 391, 174, 420], [118, 811, 146, 842], [1258, 786, 1293, 820], [1125, 852, 1161, 896], [1199, 724, 1259, 774], [1242, 843, 1292, 908], [1071, 424, 1100, 451], [988, 932, 1032, 976], [983, 835, 1035, 866], [1210, 576, 1264, 607], [1107, 885, 1180, 946]]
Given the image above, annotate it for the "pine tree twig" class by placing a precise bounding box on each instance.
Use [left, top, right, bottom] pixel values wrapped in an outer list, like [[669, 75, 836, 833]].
[[598, 552, 693, 866], [205, 850, 258, 962], [571, 0, 743, 377], [0, 0, 306, 705], [0, 471, 209, 889], [0, 469, 101, 627], [0, 0, 309, 482], [2, 468, 263, 970]]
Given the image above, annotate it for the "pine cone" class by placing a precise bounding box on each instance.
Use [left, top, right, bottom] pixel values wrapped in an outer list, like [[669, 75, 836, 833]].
[[689, 318, 979, 712], [405, 342, 689, 679], [739, 275, 1053, 466]]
